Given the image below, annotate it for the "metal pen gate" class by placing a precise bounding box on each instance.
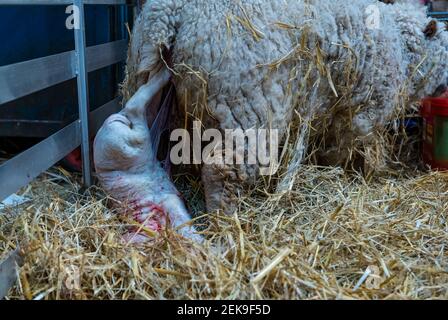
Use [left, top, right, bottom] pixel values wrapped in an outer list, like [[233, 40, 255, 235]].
[[428, 6, 448, 21], [0, 0, 135, 202]]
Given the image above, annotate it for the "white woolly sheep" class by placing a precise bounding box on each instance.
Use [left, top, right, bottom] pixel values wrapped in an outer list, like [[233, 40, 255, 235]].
[[121, 0, 448, 214]]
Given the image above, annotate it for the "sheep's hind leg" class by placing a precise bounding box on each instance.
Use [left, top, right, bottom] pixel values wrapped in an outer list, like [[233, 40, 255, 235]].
[[201, 162, 258, 215]]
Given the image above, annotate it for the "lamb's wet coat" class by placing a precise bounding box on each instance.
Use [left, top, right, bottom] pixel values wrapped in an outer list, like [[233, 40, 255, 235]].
[[94, 70, 201, 242]]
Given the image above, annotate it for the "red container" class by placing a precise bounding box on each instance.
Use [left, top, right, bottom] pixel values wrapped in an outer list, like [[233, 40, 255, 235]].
[[421, 97, 448, 170]]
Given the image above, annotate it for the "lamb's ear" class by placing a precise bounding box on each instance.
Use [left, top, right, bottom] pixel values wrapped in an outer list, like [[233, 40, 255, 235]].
[[150, 84, 175, 159], [123, 69, 171, 120]]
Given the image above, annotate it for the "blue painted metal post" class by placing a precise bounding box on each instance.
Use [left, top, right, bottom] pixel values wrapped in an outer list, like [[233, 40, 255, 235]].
[[120, 2, 126, 40], [74, 0, 92, 186]]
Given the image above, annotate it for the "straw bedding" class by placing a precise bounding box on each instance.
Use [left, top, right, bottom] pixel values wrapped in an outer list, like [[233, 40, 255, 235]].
[[1, 164, 447, 300], [1, 0, 448, 301]]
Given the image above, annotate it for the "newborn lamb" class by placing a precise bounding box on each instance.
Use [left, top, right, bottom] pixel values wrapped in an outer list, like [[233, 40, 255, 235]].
[[94, 69, 202, 243]]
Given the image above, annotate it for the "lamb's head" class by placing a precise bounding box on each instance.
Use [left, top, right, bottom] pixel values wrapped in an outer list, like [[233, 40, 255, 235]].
[[94, 69, 202, 243], [94, 112, 150, 173], [94, 69, 171, 174]]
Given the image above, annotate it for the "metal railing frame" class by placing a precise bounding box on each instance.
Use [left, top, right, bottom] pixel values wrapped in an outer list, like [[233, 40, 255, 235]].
[[428, 11, 448, 21], [0, 0, 133, 201]]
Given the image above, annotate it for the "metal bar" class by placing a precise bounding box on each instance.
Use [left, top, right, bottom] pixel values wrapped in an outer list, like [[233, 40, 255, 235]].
[[0, 97, 121, 138], [74, 0, 92, 187], [429, 11, 448, 15], [0, 0, 127, 5], [85, 39, 127, 71], [120, 1, 128, 40], [0, 120, 81, 201], [0, 51, 75, 105], [0, 40, 127, 105], [0, 119, 65, 138], [0, 250, 24, 300]]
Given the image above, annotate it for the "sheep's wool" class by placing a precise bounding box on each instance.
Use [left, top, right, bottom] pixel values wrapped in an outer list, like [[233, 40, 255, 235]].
[[124, 0, 448, 212]]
